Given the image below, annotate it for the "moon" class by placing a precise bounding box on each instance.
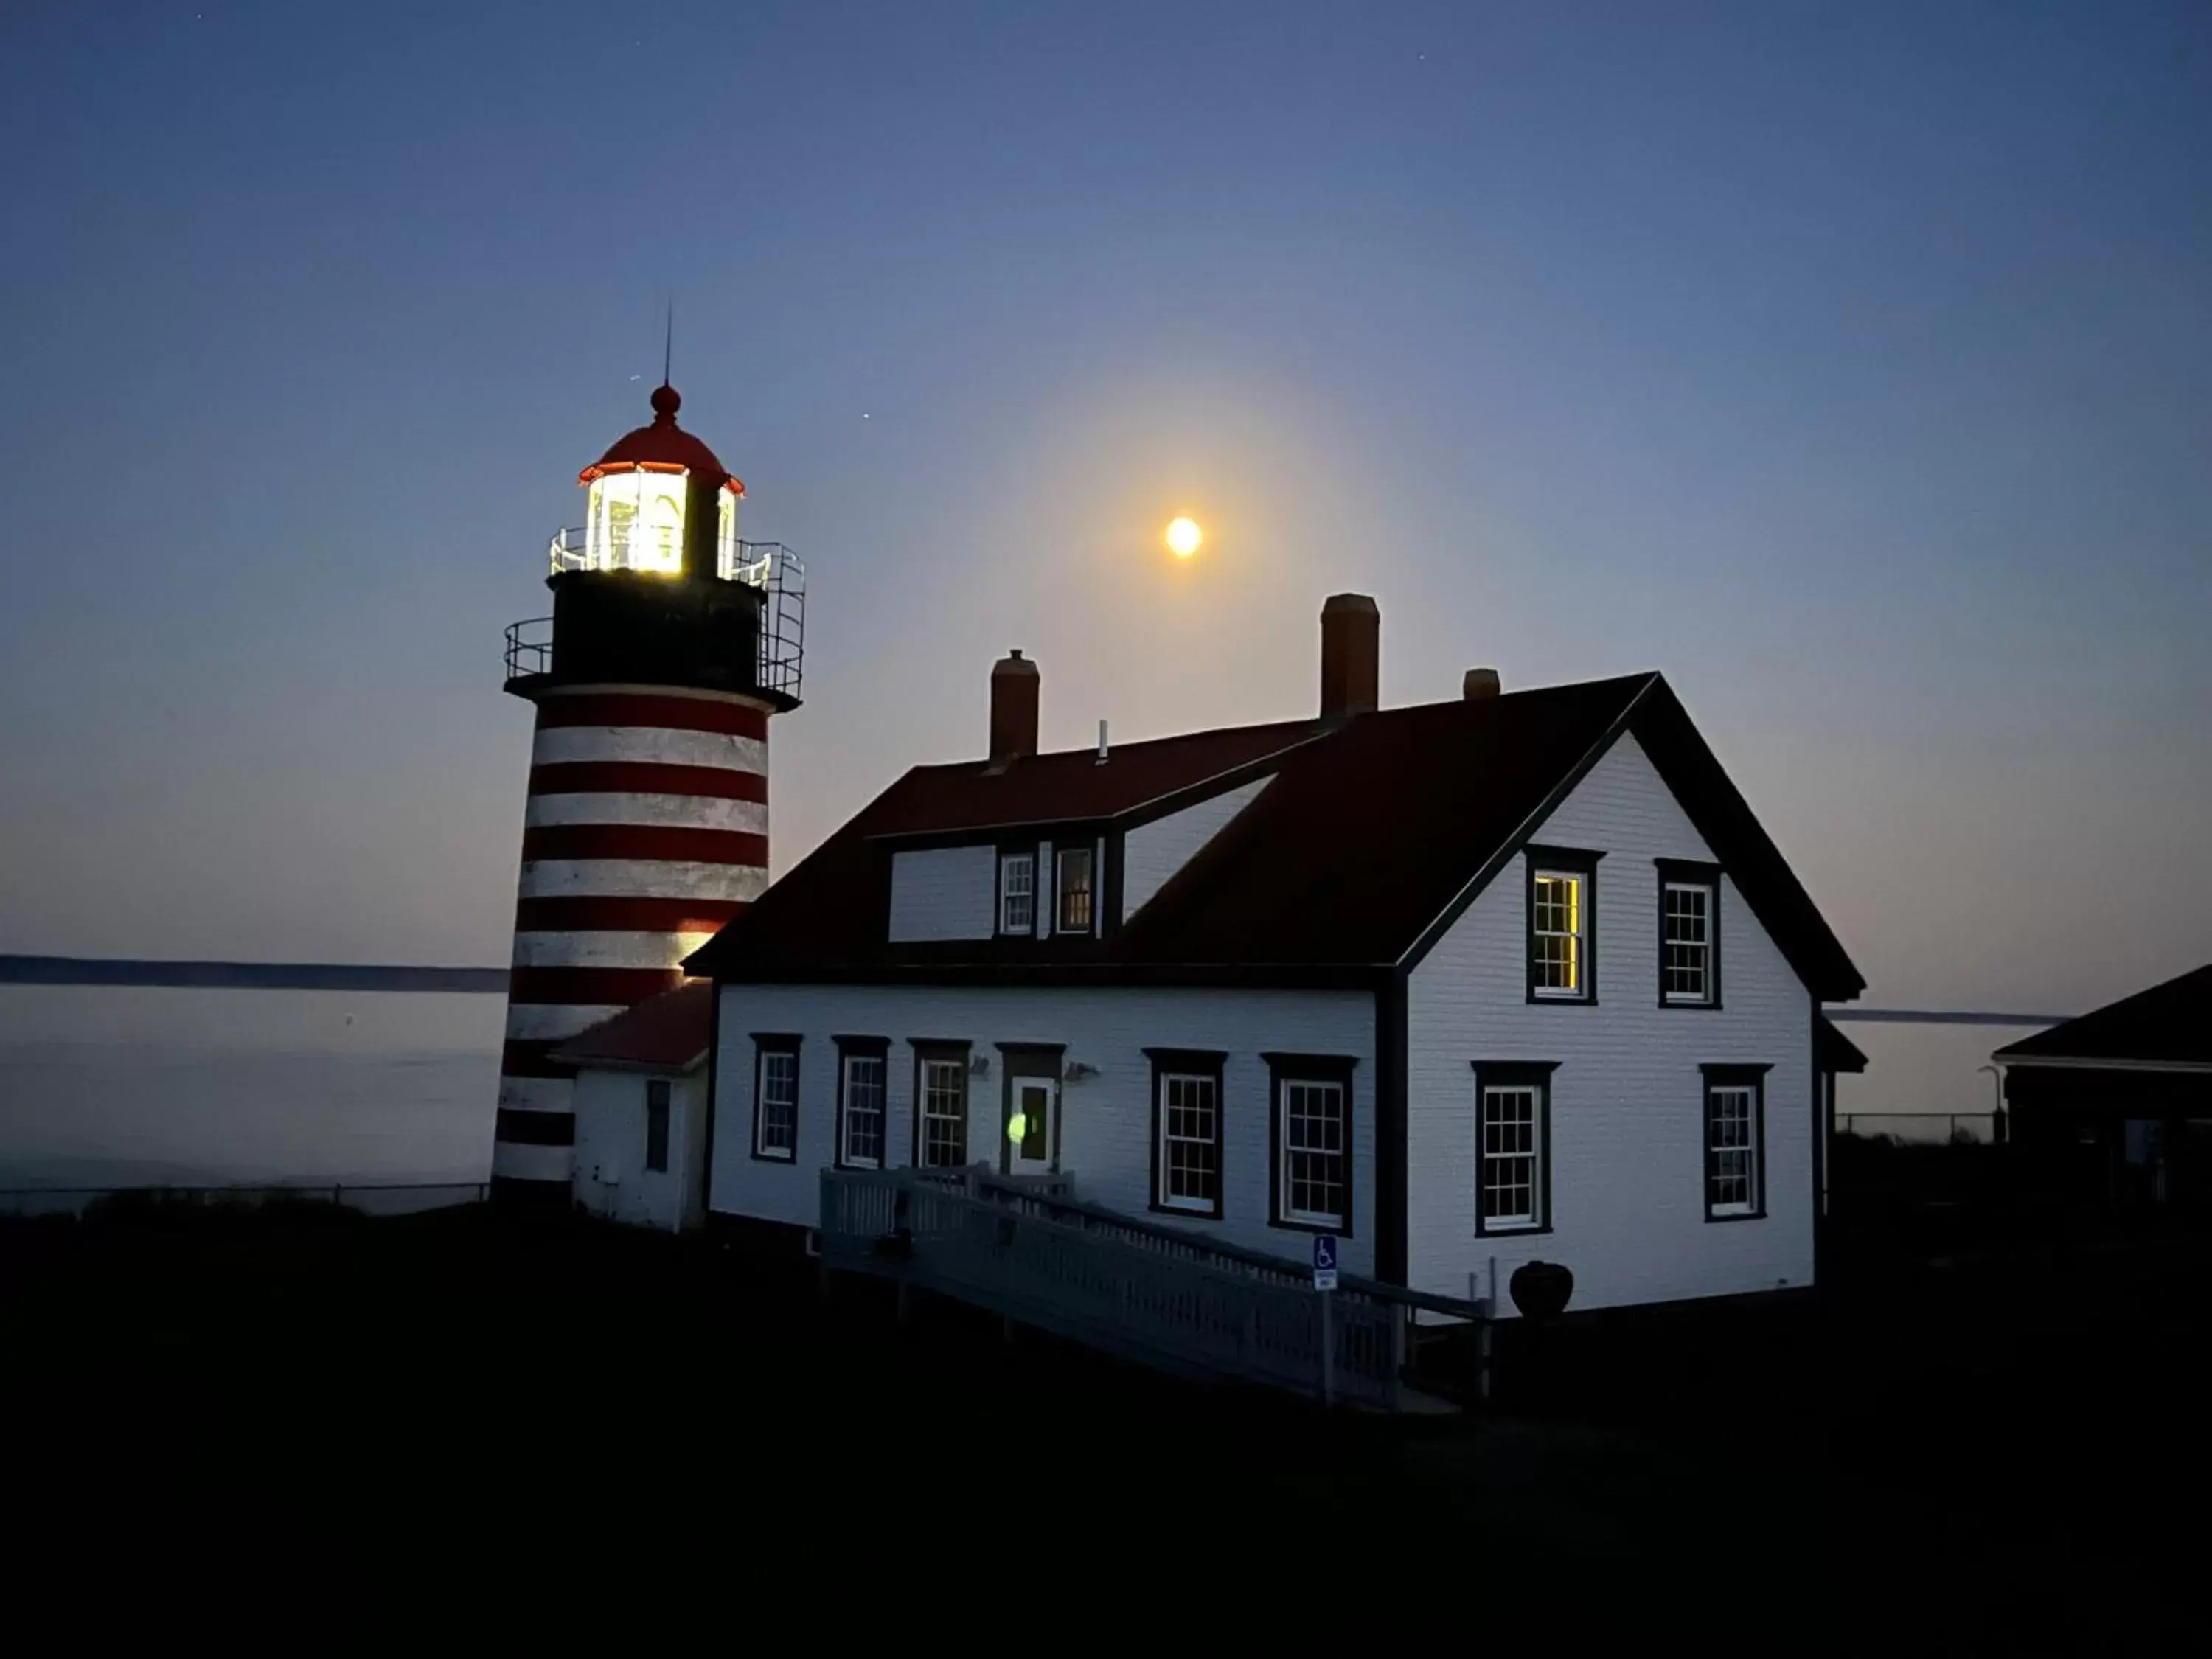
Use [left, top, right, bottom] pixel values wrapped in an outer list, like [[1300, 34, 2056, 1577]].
[[1165, 517, 1203, 558]]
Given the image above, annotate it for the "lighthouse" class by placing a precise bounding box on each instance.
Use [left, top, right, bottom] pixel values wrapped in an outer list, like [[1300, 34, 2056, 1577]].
[[493, 381, 804, 1198]]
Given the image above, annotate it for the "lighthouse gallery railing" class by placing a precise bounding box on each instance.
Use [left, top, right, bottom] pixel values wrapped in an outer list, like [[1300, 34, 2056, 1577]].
[[504, 537, 806, 701]]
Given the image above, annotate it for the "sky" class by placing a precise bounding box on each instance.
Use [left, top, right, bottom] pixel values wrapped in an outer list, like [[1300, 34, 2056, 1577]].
[[1, 1, 2207, 1015]]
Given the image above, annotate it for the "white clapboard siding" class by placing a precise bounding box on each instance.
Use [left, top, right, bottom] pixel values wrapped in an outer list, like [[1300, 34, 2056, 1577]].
[[887, 846, 998, 942], [710, 983, 1377, 1279], [1405, 731, 1816, 1316], [1120, 776, 1272, 924]]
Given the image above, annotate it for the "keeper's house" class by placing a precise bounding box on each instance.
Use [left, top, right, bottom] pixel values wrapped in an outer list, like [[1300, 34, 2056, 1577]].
[[684, 596, 1867, 1314]]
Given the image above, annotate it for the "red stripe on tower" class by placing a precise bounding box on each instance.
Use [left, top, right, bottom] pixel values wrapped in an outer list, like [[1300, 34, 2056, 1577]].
[[527, 762, 770, 801], [518, 824, 769, 866]]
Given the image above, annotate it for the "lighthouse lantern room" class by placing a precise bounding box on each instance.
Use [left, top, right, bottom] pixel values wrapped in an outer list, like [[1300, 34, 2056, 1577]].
[[493, 381, 804, 1200]]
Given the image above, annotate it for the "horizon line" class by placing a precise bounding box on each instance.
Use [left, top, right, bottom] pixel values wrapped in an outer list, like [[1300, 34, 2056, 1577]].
[[0, 954, 2072, 1023]]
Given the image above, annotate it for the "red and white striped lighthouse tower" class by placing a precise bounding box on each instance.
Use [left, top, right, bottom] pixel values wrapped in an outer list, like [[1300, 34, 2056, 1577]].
[[493, 381, 804, 1197]]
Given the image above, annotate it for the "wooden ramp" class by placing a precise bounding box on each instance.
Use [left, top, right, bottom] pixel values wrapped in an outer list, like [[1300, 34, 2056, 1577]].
[[819, 1166, 1488, 1411]]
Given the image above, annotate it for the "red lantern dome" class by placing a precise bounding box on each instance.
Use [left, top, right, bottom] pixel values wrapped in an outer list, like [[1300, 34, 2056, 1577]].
[[579, 383, 745, 498]]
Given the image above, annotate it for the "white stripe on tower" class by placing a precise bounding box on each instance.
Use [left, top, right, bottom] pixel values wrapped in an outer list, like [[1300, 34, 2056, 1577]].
[[493, 688, 770, 1191], [524, 793, 768, 833], [529, 725, 768, 773]]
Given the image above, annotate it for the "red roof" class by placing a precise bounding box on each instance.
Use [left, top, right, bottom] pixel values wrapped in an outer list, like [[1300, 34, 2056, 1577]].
[[686, 674, 1865, 1001], [579, 384, 745, 497], [550, 981, 712, 1071], [865, 717, 1324, 837]]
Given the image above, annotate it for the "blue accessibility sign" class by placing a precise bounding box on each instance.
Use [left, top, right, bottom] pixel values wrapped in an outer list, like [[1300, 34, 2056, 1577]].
[[1312, 1234, 1339, 1292]]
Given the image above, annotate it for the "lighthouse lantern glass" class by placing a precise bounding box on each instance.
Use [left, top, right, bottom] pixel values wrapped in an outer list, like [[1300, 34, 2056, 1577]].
[[584, 469, 686, 574]]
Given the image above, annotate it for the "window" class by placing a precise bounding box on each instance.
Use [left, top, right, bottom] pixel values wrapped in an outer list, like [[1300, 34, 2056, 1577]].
[[1703, 1065, 1769, 1220], [751, 1036, 801, 1161], [1056, 845, 1094, 934], [1472, 1062, 1557, 1234], [998, 852, 1034, 936], [646, 1084, 668, 1177], [644, 1079, 671, 1173], [1658, 860, 1722, 1007], [1526, 846, 1601, 1003], [1147, 1048, 1226, 1218], [914, 1045, 970, 1168], [1265, 1054, 1355, 1234], [836, 1038, 889, 1169]]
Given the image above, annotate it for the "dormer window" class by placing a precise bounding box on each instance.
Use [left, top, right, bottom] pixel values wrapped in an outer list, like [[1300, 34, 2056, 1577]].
[[998, 851, 1034, 935], [1056, 846, 1094, 934]]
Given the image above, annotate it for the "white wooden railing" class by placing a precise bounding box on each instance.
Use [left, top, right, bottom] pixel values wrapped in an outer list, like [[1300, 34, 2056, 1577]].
[[819, 1166, 1487, 1410]]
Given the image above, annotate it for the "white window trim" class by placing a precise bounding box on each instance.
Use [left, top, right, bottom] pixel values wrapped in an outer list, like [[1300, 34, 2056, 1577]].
[[1478, 1084, 1546, 1233], [1276, 1077, 1347, 1230], [918, 1056, 969, 1169], [998, 852, 1034, 936], [1054, 845, 1094, 935], [1663, 880, 1716, 1005], [754, 1045, 799, 1161], [1155, 1070, 1220, 1215], [1531, 868, 1588, 1001], [1706, 1083, 1761, 1218], [840, 1052, 886, 1171]]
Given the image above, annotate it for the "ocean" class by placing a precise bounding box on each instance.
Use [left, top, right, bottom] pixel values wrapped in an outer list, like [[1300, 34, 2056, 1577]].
[[0, 982, 2039, 1192], [0, 984, 504, 1190]]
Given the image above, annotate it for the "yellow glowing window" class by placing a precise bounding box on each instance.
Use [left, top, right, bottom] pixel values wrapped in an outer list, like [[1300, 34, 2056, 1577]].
[[585, 470, 688, 574], [1532, 871, 1585, 997]]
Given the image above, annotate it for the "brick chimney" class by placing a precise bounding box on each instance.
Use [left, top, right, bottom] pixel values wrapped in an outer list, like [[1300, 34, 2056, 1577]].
[[1463, 667, 1500, 701], [990, 649, 1040, 765], [1319, 594, 1380, 721]]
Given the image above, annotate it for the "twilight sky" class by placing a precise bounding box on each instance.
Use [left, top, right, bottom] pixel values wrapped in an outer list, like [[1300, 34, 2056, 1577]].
[[2, 1, 2207, 1013]]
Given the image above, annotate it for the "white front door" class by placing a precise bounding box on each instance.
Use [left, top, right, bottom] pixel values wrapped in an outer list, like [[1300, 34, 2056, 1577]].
[[1008, 1074, 1059, 1175]]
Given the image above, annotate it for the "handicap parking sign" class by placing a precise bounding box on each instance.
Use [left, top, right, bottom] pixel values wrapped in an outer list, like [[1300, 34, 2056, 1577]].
[[1312, 1234, 1338, 1292]]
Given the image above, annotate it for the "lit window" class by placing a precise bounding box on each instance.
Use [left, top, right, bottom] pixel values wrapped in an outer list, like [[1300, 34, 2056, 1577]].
[[1659, 863, 1721, 1006], [998, 852, 1034, 936], [585, 469, 687, 574], [644, 1078, 670, 1174], [1527, 849, 1600, 1002], [1533, 873, 1583, 995], [1056, 846, 1094, 934], [840, 1052, 886, 1170], [1275, 1073, 1349, 1231], [752, 1039, 799, 1161], [1148, 1049, 1226, 1217], [1703, 1067, 1767, 1220], [1474, 1062, 1556, 1234], [918, 1056, 968, 1168]]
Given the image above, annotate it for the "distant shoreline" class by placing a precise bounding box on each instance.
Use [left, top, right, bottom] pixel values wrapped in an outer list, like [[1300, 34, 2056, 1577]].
[[0, 956, 508, 994], [0, 955, 2065, 1023]]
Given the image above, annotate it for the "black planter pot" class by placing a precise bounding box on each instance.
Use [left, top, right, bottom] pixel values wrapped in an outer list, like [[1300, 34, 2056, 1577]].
[[1509, 1259, 1574, 1322]]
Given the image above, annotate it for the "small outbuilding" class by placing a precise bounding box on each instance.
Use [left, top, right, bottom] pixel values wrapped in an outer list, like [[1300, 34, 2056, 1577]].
[[552, 982, 713, 1231], [1994, 964, 2212, 1213]]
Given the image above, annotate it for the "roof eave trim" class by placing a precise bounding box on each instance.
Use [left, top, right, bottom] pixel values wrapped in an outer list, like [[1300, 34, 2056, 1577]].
[[1392, 675, 1663, 975], [697, 962, 1391, 991], [1992, 1054, 2212, 1076], [555, 1048, 710, 1074]]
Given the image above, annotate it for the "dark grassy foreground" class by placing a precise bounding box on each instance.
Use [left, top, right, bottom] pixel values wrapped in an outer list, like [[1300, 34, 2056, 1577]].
[[3, 1194, 2205, 1641]]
